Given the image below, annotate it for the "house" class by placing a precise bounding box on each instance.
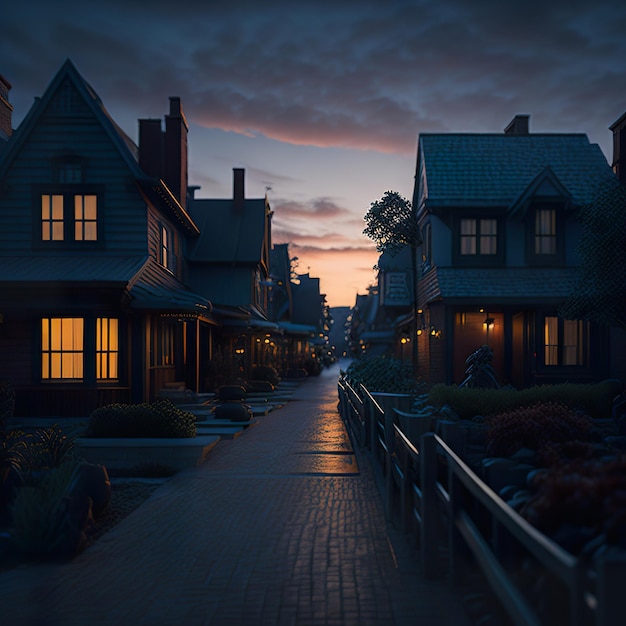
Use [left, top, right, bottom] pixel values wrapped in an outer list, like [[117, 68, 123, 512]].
[[411, 114, 622, 387], [0, 60, 224, 416]]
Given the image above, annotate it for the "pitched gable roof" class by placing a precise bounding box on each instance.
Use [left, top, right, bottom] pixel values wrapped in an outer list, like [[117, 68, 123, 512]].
[[416, 133, 615, 212], [186, 197, 268, 264], [0, 59, 199, 234]]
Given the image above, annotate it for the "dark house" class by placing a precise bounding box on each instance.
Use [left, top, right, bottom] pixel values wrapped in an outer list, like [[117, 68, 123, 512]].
[[0, 60, 218, 416], [411, 114, 622, 387]]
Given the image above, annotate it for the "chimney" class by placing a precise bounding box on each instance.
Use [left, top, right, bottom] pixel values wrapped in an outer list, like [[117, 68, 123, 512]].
[[609, 111, 626, 186], [164, 97, 188, 208], [138, 118, 164, 178], [504, 114, 530, 135], [0, 74, 13, 140], [233, 168, 245, 210]]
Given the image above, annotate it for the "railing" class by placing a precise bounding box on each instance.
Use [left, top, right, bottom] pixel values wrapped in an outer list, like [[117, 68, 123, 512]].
[[336, 374, 626, 626]]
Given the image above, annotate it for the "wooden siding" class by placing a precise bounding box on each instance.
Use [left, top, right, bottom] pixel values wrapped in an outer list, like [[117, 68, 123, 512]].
[[0, 317, 32, 385], [0, 106, 148, 257]]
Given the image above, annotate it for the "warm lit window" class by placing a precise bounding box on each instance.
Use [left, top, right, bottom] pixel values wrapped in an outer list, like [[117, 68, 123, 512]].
[[41, 195, 65, 240], [96, 318, 119, 380], [535, 209, 556, 255], [544, 316, 586, 366], [41, 318, 84, 380], [159, 223, 177, 273], [40, 193, 99, 242], [74, 195, 98, 240], [460, 218, 497, 255]]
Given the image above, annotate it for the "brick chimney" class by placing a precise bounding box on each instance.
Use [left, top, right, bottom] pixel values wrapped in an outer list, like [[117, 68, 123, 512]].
[[165, 97, 188, 208], [233, 168, 245, 210], [609, 111, 626, 186], [138, 97, 189, 208], [504, 114, 530, 135], [0, 74, 13, 140]]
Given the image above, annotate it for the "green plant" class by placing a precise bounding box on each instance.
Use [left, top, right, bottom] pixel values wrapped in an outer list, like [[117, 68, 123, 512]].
[[344, 356, 426, 395], [85, 399, 196, 438], [485, 402, 595, 458], [250, 365, 280, 386], [520, 454, 626, 552], [9, 460, 79, 557], [428, 381, 620, 420]]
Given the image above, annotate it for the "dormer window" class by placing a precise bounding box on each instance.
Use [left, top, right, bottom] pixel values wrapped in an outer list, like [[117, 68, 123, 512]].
[[528, 203, 564, 265], [535, 208, 556, 255]]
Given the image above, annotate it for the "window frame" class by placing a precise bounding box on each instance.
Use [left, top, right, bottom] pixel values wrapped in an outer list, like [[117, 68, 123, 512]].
[[33, 184, 105, 249], [40, 316, 121, 384], [158, 221, 177, 274], [541, 315, 589, 368], [527, 203, 565, 266], [452, 214, 504, 266]]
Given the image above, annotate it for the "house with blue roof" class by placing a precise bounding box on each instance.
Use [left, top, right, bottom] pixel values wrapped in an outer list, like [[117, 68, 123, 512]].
[[411, 114, 623, 387], [0, 60, 225, 415]]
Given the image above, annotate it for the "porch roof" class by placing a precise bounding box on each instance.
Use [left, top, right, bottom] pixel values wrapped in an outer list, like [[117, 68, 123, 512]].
[[0, 255, 145, 283], [424, 267, 578, 304]]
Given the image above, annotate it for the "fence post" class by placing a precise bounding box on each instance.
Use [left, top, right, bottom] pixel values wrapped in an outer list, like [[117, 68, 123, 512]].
[[421, 433, 439, 578]]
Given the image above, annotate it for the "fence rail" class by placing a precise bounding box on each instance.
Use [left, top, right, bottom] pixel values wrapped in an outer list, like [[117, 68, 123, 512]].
[[337, 374, 625, 626]]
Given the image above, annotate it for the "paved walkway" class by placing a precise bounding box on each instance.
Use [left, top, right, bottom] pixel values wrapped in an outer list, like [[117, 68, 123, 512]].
[[2, 363, 470, 625]]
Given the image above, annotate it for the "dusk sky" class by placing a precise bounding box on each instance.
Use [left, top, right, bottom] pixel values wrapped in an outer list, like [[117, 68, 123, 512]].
[[3, 0, 625, 307]]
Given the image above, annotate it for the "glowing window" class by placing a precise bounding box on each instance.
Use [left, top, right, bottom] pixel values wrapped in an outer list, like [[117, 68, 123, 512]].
[[41, 195, 65, 241], [96, 318, 119, 380], [41, 318, 84, 380], [75, 195, 98, 241]]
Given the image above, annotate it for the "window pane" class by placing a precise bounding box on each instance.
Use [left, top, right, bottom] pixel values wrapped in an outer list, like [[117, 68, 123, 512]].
[[563, 319, 581, 365], [51, 318, 61, 351], [52, 196, 63, 220], [41, 195, 50, 220], [96, 317, 119, 380], [84, 195, 97, 219], [544, 316, 559, 366], [84, 222, 97, 240], [461, 219, 476, 235], [480, 219, 497, 254], [52, 222, 64, 240]]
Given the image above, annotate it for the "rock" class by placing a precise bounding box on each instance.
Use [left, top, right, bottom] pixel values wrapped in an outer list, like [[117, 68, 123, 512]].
[[481, 458, 535, 492]]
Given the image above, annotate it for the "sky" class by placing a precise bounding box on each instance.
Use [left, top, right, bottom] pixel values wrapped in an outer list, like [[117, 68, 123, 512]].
[[2, 0, 625, 307]]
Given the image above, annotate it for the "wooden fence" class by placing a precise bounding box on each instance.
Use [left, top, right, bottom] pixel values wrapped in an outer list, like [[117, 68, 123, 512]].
[[337, 374, 625, 626]]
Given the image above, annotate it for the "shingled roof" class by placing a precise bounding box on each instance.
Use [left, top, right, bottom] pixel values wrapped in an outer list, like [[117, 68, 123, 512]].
[[420, 267, 578, 305], [416, 133, 614, 210]]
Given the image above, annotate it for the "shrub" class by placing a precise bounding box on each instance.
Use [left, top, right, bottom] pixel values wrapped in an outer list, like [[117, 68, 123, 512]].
[[344, 356, 426, 395], [485, 402, 595, 458], [86, 399, 196, 438], [520, 454, 626, 551], [9, 460, 79, 557], [250, 365, 280, 386], [428, 381, 620, 420]]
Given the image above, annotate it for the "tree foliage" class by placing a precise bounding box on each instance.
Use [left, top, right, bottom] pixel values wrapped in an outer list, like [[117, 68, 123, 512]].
[[560, 181, 626, 329], [362, 190, 422, 255]]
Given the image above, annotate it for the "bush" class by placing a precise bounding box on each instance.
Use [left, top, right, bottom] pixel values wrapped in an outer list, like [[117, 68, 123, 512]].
[[9, 460, 80, 557], [344, 356, 426, 395], [520, 454, 626, 552], [485, 402, 595, 458], [428, 381, 621, 420], [249, 365, 280, 386], [85, 399, 196, 438]]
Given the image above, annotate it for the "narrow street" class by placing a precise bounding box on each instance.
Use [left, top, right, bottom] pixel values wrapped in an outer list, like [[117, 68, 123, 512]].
[[3, 363, 470, 625]]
